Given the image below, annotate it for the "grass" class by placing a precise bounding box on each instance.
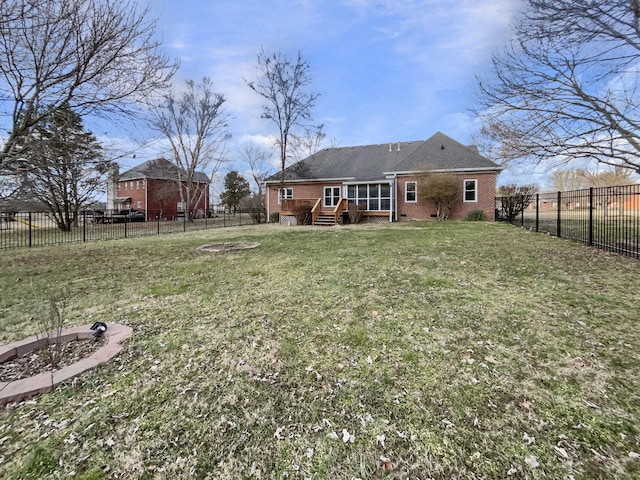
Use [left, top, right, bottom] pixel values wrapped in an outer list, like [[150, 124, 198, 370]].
[[520, 210, 639, 257], [0, 212, 255, 250], [0, 221, 639, 479]]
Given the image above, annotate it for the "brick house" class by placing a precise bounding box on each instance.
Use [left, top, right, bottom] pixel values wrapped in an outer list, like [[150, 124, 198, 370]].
[[107, 158, 210, 219], [265, 132, 502, 225]]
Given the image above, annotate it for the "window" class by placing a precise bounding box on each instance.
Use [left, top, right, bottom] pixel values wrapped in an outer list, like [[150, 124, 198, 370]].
[[405, 181, 417, 203], [177, 201, 185, 212], [142, 180, 145, 190], [324, 186, 341, 207], [135, 201, 142, 208], [347, 183, 392, 211], [278, 187, 293, 204], [136, 180, 140, 190], [464, 179, 477, 202], [124, 182, 128, 191]]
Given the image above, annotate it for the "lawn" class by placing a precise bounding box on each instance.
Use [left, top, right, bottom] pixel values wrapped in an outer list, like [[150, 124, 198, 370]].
[[0, 221, 638, 479]]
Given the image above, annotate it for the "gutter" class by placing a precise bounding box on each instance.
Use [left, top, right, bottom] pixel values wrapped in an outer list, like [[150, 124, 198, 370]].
[[384, 166, 503, 175], [264, 177, 355, 185]]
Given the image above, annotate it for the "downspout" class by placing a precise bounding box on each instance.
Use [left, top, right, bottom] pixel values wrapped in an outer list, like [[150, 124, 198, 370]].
[[391, 175, 397, 222], [144, 177, 148, 219], [265, 183, 270, 222]]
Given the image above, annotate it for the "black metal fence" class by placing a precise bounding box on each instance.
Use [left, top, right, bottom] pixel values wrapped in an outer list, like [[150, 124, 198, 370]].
[[0, 208, 267, 250], [496, 183, 640, 259]]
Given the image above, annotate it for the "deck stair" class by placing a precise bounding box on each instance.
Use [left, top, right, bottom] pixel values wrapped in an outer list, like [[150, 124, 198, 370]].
[[314, 213, 337, 226]]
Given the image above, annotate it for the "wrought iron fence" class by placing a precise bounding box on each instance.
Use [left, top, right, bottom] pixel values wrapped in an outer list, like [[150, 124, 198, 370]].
[[0, 208, 267, 250], [496, 184, 640, 259]]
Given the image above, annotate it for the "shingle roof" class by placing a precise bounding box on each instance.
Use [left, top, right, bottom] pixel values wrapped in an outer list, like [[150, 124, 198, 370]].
[[265, 132, 500, 183], [120, 158, 210, 184]]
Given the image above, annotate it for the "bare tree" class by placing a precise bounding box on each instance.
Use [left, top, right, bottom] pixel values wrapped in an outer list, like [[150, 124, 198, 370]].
[[579, 167, 635, 188], [551, 169, 587, 192], [0, 0, 176, 178], [239, 142, 273, 195], [246, 49, 321, 193], [552, 167, 635, 191], [238, 143, 273, 223], [475, 0, 640, 174], [149, 78, 230, 220], [289, 124, 327, 164], [415, 168, 461, 220]]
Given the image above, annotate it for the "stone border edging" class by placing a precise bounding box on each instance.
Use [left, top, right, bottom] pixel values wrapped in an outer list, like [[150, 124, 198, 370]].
[[0, 322, 132, 406]]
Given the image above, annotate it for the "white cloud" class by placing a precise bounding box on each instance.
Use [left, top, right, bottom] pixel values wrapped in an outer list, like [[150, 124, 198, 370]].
[[92, 0, 526, 168]]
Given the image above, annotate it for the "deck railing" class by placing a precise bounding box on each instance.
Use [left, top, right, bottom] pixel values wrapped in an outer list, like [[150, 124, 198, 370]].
[[280, 199, 318, 214]]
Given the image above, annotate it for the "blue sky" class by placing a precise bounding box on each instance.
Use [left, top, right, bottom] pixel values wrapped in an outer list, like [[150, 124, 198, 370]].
[[116, 0, 526, 187]]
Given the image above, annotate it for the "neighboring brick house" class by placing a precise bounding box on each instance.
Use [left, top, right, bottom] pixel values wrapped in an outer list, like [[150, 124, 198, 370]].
[[264, 132, 502, 225], [107, 158, 210, 219]]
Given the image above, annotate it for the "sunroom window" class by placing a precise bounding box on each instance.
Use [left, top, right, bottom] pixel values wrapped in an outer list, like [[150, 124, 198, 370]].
[[347, 183, 391, 210]]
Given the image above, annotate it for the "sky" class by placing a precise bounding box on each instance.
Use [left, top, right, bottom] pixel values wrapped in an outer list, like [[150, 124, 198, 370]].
[[113, 0, 527, 188]]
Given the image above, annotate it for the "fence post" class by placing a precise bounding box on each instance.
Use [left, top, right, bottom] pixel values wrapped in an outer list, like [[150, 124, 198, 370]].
[[28, 211, 32, 248], [124, 216, 128, 238], [183, 212, 187, 232], [157, 211, 160, 235], [588, 187, 594, 246], [535, 194, 539, 232], [556, 191, 562, 238], [83, 210, 87, 242], [520, 195, 524, 226]]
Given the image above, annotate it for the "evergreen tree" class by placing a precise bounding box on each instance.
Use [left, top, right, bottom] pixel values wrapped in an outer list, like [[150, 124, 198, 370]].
[[17, 105, 108, 231], [220, 171, 250, 214]]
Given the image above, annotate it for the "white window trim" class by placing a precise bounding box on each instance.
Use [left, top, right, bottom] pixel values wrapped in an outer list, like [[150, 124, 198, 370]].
[[346, 182, 392, 211], [277, 187, 293, 205], [405, 181, 417, 203], [323, 186, 341, 208], [463, 179, 478, 203]]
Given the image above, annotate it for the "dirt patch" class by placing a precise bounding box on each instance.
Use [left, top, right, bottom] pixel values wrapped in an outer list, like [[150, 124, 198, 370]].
[[196, 241, 260, 253]]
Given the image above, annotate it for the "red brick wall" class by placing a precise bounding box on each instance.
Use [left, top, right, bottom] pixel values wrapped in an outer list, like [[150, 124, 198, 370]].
[[117, 178, 208, 217], [267, 172, 498, 222], [397, 173, 497, 220]]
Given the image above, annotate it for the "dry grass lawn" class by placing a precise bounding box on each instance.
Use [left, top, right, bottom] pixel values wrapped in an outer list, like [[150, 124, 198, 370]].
[[0, 221, 638, 479]]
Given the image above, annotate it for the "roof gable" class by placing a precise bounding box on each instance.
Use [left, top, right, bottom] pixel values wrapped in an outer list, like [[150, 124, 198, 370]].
[[120, 158, 210, 183], [265, 132, 500, 183]]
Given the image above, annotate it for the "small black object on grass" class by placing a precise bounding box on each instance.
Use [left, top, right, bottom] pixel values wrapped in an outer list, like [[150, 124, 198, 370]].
[[90, 322, 107, 343]]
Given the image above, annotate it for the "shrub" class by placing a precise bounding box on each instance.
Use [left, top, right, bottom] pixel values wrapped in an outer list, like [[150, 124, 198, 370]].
[[269, 212, 280, 224], [347, 202, 365, 224], [32, 285, 69, 368], [497, 183, 538, 223], [415, 167, 460, 220], [247, 208, 266, 224], [294, 205, 312, 225], [465, 209, 487, 221]]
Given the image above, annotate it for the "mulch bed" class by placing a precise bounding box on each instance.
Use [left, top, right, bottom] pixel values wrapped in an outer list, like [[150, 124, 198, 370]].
[[0, 338, 105, 382]]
